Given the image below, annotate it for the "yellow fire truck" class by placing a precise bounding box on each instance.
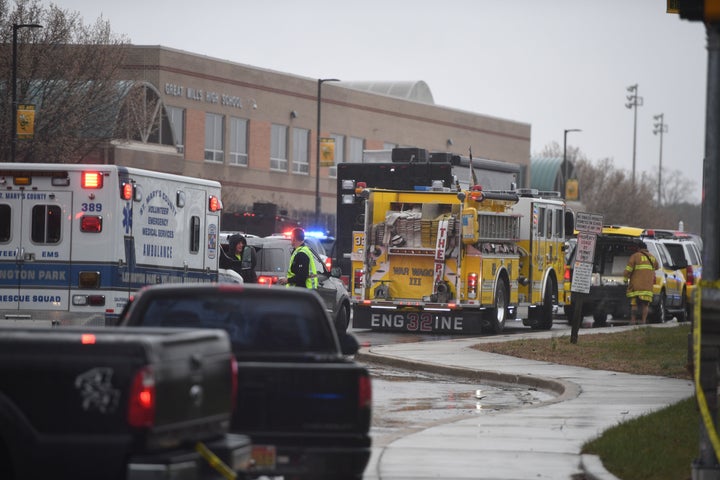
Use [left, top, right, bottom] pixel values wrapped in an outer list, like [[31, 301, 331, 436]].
[[350, 185, 571, 334]]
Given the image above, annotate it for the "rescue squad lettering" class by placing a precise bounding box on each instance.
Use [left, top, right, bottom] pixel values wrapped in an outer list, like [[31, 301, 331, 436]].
[[0, 294, 61, 303], [138, 190, 177, 259], [370, 312, 463, 331]]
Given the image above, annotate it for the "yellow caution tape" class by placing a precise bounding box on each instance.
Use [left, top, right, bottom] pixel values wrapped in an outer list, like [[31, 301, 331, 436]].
[[195, 441, 237, 480], [694, 280, 720, 459]]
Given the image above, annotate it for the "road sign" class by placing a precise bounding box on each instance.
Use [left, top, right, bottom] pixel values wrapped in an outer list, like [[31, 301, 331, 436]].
[[570, 261, 593, 294], [571, 212, 603, 293], [575, 232, 597, 264], [575, 212, 603, 234]]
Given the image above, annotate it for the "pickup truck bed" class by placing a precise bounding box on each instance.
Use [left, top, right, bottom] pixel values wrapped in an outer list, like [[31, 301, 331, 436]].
[[0, 326, 250, 480], [119, 283, 372, 480]]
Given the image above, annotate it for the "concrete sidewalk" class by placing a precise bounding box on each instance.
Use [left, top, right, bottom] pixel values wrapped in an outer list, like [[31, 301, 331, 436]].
[[357, 323, 694, 480]]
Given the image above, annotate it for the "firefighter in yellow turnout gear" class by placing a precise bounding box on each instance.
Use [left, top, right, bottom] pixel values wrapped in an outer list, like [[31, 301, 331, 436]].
[[278, 228, 318, 289], [623, 242, 659, 325]]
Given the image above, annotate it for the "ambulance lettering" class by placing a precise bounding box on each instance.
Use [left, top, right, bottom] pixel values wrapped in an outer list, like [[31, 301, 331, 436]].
[[139, 189, 177, 258]]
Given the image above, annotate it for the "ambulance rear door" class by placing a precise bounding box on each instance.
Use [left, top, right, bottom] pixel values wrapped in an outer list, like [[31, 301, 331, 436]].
[[0, 190, 73, 318]]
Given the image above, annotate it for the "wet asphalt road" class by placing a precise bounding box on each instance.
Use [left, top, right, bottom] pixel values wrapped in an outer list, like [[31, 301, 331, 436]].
[[349, 318, 574, 448]]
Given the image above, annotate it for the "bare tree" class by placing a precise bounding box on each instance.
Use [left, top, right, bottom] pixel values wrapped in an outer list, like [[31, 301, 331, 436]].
[[573, 157, 700, 231], [534, 141, 701, 232], [0, 0, 130, 163], [650, 168, 696, 205]]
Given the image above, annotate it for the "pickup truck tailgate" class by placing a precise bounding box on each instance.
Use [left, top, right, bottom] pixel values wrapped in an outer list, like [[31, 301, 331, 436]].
[[233, 361, 371, 435], [0, 326, 235, 451]]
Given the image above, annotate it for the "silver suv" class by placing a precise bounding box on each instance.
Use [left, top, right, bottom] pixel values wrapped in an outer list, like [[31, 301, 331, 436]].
[[247, 236, 351, 332]]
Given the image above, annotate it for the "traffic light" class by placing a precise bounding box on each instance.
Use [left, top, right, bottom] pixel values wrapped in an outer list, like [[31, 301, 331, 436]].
[[675, 0, 720, 22]]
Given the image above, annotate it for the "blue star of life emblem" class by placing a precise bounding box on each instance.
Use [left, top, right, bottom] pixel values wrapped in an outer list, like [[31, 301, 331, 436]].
[[123, 203, 132, 234]]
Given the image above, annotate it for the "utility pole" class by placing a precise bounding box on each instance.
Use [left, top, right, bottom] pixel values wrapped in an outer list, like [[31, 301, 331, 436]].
[[625, 84, 643, 186], [676, 2, 720, 478], [315, 78, 340, 226], [653, 114, 668, 205]]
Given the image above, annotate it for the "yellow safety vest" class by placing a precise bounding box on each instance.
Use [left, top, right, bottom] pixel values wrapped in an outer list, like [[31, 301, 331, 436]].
[[287, 244, 318, 289]]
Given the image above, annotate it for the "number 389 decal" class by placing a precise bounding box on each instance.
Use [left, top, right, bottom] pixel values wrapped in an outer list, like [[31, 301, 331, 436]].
[[81, 203, 103, 212]]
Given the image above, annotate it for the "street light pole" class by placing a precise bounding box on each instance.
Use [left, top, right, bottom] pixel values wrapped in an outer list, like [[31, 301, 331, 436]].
[[315, 78, 340, 226], [563, 128, 581, 198], [653, 114, 668, 206], [625, 84, 643, 186], [11, 23, 42, 163]]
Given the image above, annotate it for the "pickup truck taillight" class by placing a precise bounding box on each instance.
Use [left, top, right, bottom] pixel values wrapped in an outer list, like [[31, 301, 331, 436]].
[[128, 366, 156, 428], [358, 373, 372, 409]]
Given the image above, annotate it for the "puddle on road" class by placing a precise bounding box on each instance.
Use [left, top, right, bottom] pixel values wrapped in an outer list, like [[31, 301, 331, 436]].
[[363, 362, 555, 442]]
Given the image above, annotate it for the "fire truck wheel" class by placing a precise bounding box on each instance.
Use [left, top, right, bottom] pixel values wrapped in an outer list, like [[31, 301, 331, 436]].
[[489, 281, 508, 334], [534, 281, 555, 330]]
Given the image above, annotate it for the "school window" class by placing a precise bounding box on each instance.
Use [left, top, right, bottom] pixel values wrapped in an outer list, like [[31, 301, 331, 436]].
[[0, 204, 10, 242], [270, 124, 288, 171], [292, 128, 310, 175], [204, 113, 224, 163], [31, 205, 61, 244], [348, 136, 364, 163], [328, 134, 344, 178], [229, 117, 248, 167], [190, 216, 200, 253], [166, 106, 185, 152]]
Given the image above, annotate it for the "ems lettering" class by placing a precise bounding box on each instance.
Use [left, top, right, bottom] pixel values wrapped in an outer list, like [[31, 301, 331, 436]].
[[41, 251, 59, 258]]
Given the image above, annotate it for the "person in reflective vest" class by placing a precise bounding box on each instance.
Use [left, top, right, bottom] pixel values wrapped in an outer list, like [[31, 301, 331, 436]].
[[623, 242, 658, 325], [278, 228, 318, 288]]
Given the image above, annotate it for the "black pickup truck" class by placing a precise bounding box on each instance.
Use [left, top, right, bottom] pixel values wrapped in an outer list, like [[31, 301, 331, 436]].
[[0, 325, 251, 480], [118, 283, 372, 480]]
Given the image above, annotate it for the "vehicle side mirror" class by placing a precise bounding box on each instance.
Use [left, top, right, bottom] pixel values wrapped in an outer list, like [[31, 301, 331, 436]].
[[331, 266, 342, 278], [339, 332, 360, 355]]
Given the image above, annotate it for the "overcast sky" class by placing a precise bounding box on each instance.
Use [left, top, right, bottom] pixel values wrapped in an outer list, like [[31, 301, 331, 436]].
[[57, 0, 708, 203]]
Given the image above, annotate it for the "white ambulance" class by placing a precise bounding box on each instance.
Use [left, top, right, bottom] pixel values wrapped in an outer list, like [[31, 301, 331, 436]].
[[0, 163, 223, 326]]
